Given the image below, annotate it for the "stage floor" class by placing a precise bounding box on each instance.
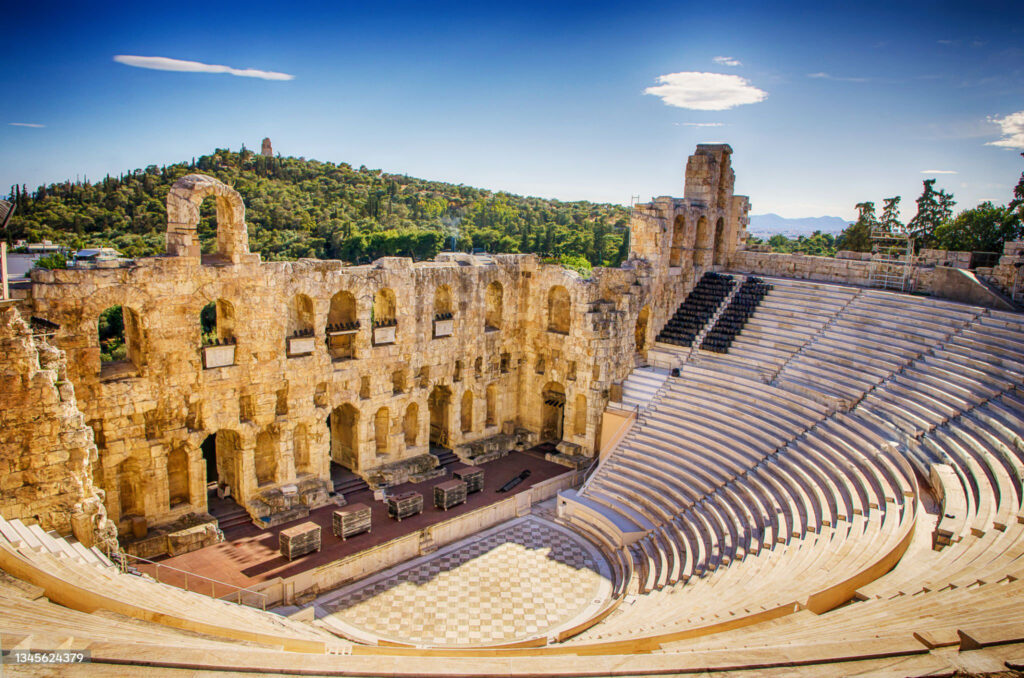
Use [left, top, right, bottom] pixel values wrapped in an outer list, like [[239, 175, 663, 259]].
[[138, 451, 573, 595]]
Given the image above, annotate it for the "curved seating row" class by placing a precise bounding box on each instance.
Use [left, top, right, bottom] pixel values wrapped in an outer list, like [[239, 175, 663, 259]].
[[0, 516, 345, 653]]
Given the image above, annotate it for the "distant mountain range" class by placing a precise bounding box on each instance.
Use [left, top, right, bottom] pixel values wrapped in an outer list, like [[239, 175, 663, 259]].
[[749, 213, 851, 236]]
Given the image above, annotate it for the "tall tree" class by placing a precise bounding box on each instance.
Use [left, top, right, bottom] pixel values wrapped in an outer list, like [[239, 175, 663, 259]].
[[908, 179, 955, 247], [933, 202, 1023, 253], [836, 201, 877, 252], [879, 196, 902, 233]]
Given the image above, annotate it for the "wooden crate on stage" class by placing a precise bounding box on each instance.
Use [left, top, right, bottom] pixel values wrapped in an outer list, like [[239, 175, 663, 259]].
[[333, 503, 372, 540], [454, 466, 484, 494], [434, 479, 467, 511], [279, 521, 321, 561], [387, 491, 423, 521]]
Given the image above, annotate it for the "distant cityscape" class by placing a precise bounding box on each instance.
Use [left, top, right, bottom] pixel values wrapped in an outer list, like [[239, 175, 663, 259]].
[[747, 213, 851, 238]]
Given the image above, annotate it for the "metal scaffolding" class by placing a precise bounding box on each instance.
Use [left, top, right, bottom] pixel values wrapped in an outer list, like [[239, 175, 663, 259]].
[[869, 225, 916, 293]]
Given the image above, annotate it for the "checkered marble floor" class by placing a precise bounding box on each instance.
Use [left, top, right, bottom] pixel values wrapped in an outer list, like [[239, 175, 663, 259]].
[[318, 516, 610, 646]]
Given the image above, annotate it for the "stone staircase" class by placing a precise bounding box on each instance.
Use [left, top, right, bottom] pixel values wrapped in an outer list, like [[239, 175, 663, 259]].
[[0, 517, 113, 568]]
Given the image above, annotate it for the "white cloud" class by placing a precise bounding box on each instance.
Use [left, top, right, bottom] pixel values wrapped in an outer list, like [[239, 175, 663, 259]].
[[986, 110, 1024, 149], [644, 72, 767, 111], [712, 56, 742, 67], [674, 122, 724, 127], [8, 122, 44, 128], [807, 72, 868, 83], [921, 169, 958, 174], [113, 55, 294, 81]]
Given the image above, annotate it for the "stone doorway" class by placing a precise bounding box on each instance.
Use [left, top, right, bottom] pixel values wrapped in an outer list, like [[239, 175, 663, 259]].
[[428, 385, 452, 448], [541, 382, 566, 442], [329, 403, 359, 471]]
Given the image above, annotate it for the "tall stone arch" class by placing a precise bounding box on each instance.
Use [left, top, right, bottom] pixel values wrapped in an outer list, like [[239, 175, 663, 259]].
[[166, 174, 250, 262]]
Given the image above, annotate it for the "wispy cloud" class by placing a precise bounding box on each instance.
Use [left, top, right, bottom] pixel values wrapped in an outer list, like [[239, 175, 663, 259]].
[[712, 56, 742, 67], [9, 122, 45, 128], [807, 72, 868, 83], [921, 169, 958, 174], [986, 111, 1024, 149], [675, 122, 724, 127], [644, 72, 766, 111], [113, 55, 294, 81]]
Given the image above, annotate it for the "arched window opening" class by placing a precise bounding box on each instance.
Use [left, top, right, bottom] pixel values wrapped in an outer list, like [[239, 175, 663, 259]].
[[286, 294, 316, 357], [694, 216, 710, 266], [713, 217, 727, 267], [403, 402, 419, 447], [635, 306, 650, 354], [429, 386, 452, 447], [374, 407, 391, 456], [669, 215, 686, 267], [461, 390, 474, 433], [372, 288, 397, 346], [574, 394, 587, 436], [327, 290, 358, 361], [99, 305, 144, 375], [293, 424, 312, 476], [541, 382, 566, 442], [167, 447, 190, 508], [255, 429, 278, 487], [547, 286, 570, 334], [485, 384, 497, 428], [329, 404, 359, 470], [200, 300, 237, 370], [485, 281, 503, 331], [433, 284, 454, 338]]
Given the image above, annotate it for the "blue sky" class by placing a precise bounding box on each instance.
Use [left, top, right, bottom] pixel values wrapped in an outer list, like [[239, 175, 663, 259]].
[[2, 1, 1022, 220]]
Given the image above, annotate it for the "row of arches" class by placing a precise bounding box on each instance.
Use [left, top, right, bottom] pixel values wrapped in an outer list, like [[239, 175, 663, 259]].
[[98, 280, 579, 374], [668, 215, 728, 268]]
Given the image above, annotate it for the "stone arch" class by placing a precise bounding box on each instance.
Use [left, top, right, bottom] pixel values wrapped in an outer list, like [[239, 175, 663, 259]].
[[541, 382, 566, 442], [167, 447, 190, 507], [330, 404, 359, 470], [485, 383, 497, 427], [327, 290, 358, 360], [485, 281, 503, 331], [461, 390, 474, 433], [713, 217, 727, 267], [573, 394, 587, 436], [669, 215, 686, 267], [428, 385, 452, 447], [166, 174, 249, 262], [547, 285, 571, 334], [293, 423, 312, 475], [373, 288, 397, 324], [403, 402, 419, 447], [434, 284, 452, 317], [374, 407, 391, 456], [289, 294, 315, 335], [255, 429, 278, 487], [635, 305, 650, 355]]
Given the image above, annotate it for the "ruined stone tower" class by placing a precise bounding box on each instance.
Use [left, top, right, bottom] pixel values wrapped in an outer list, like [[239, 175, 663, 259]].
[[261, 138, 273, 157]]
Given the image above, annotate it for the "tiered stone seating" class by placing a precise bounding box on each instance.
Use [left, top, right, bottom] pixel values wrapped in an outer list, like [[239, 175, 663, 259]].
[[690, 276, 859, 382], [0, 516, 345, 653], [618, 366, 668, 411]]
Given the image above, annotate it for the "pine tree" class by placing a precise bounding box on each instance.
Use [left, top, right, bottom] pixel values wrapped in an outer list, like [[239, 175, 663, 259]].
[[908, 179, 955, 247], [880, 197, 902, 233], [837, 201, 877, 252]]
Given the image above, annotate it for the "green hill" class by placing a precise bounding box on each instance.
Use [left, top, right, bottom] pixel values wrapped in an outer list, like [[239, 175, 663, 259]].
[[5, 148, 631, 271]]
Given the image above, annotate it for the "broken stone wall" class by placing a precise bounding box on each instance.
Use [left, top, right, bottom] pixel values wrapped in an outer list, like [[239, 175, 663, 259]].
[[0, 305, 115, 549]]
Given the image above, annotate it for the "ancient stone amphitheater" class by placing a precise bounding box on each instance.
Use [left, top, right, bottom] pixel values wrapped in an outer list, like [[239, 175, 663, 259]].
[[3, 145, 1024, 676]]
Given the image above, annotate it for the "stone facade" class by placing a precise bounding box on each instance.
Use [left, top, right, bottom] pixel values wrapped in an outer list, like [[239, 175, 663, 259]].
[[4, 145, 746, 540], [0, 305, 115, 550]]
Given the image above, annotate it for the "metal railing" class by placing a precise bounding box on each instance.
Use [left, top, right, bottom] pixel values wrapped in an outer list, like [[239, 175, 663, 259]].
[[112, 551, 267, 610]]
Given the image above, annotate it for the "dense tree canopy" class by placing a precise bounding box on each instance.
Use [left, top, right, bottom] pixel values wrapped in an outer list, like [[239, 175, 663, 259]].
[[5, 148, 630, 271]]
